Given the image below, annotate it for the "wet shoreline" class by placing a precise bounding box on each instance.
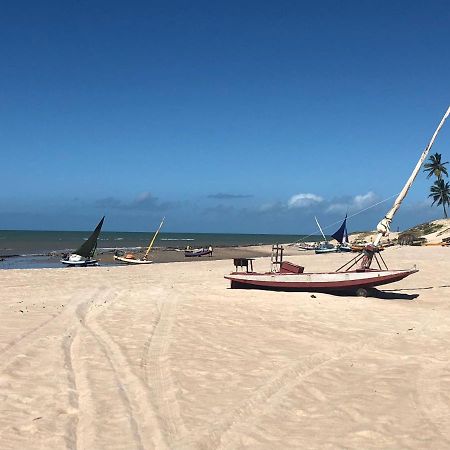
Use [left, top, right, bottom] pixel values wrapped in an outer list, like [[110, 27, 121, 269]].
[[0, 244, 306, 270]]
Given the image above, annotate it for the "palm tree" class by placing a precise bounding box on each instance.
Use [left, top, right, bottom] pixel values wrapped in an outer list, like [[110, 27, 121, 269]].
[[429, 178, 450, 218], [423, 152, 449, 180]]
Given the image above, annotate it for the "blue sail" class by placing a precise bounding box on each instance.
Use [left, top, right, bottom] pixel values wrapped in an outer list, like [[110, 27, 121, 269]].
[[331, 215, 348, 244]]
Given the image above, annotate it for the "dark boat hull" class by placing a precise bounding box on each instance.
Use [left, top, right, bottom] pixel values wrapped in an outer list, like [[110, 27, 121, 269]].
[[185, 249, 212, 257]]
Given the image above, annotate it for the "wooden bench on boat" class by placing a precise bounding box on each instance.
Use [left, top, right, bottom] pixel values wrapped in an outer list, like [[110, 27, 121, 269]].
[[233, 258, 255, 272]]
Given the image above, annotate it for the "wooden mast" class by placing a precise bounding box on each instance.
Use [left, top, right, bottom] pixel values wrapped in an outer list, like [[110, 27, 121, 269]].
[[315, 216, 328, 242], [144, 217, 165, 259], [373, 106, 450, 246]]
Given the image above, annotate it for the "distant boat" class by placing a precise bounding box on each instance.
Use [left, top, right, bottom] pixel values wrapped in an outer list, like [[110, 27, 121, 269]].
[[184, 247, 213, 257], [114, 217, 165, 265], [61, 217, 105, 267], [315, 215, 352, 253], [314, 242, 338, 254], [331, 215, 353, 252], [297, 243, 317, 251], [314, 216, 338, 254]]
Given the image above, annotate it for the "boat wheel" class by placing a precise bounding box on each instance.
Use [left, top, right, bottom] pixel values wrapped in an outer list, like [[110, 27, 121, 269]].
[[356, 288, 368, 298]]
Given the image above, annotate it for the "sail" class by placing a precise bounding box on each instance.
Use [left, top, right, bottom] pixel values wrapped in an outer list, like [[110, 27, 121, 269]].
[[74, 216, 105, 258], [331, 215, 348, 244]]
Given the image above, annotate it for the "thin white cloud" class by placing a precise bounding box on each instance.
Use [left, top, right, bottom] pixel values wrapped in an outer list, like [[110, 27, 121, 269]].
[[258, 201, 283, 212], [327, 191, 377, 213], [288, 193, 323, 209], [353, 192, 377, 209]]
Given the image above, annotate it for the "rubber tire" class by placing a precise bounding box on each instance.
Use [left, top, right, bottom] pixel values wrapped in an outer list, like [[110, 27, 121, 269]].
[[356, 288, 368, 297]]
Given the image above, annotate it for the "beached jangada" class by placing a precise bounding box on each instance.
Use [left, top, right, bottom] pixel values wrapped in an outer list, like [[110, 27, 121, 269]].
[[114, 217, 165, 265], [61, 216, 105, 267], [226, 106, 450, 296]]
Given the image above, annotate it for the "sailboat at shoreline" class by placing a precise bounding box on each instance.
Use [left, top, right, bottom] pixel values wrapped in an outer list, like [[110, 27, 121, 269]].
[[314, 215, 351, 253], [225, 106, 450, 296], [61, 216, 105, 267], [114, 217, 165, 265], [314, 216, 338, 254], [331, 214, 352, 252]]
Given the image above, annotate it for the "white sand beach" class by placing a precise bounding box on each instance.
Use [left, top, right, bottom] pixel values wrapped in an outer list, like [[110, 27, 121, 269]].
[[1, 246, 450, 449]]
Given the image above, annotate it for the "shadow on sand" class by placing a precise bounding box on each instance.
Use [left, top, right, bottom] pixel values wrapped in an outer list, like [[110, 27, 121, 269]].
[[227, 284, 420, 300], [330, 288, 420, 301]]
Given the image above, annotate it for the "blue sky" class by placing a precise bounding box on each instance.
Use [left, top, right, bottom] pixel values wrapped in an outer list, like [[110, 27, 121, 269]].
[[1, 0, 449, 234]]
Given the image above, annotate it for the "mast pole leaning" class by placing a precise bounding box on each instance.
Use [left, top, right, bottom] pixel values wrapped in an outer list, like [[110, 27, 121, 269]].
[[315, 216, 328, 242], [373, 106, 450, 246], [144, 217, 165, 259]]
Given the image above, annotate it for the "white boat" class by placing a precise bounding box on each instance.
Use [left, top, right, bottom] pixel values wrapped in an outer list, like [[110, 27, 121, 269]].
[[61, 254, 99, 267], [114, 217, 165, 265], [314, 217, 337, 254], [61, 217, 104, 267], [113, 255, 154, 264], [226, 107, 450, 295]]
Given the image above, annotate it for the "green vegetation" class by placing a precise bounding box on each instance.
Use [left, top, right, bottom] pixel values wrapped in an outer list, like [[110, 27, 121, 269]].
[[429, 179, 450, 218], [423, 152, 449, 180], [398, 232, 427, 246], [405, 221, 444, 236], [423, 152, 450, 218]]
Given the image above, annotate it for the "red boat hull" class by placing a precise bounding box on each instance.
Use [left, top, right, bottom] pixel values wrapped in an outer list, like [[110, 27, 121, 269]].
[[225, 269, 418, 292]]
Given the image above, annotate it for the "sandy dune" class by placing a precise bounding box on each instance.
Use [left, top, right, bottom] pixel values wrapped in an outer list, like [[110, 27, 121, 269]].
[[1, 246, 450, 449]]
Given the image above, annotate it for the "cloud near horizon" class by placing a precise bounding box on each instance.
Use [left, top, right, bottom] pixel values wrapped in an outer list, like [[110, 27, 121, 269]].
[[326, 191, 377, 214], [287, 193, 324, 209], [95, 192, 176, 211], [207, 193, 253, 200]]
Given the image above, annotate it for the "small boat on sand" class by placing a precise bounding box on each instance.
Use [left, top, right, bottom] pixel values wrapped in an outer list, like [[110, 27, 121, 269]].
[[314, 216, 338, 254], [314, 215, 352, 253], [332, 215, 353, 252], [61, 217, 105, 267], [297, 243, 317, 251], [226, 260, 417, 294], [314, 242, 337, 254], [114, 218, 165, 265], [185, 247, 213, 257]]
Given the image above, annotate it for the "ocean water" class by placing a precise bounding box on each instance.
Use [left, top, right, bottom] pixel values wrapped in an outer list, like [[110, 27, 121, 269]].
[[0, 230, 320, 257]]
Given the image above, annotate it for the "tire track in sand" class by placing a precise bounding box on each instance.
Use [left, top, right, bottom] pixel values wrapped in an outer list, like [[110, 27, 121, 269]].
[[198, 333, 394, 450], [63, 287, 117, 450], [0, 287, 94, 372], [0, 287, 104, 450], [201, 295, 447, 449], [412, 307, 450, 445], [416, 355, 450, 444], [208, 348, 365, 449], [140, 292, 189, 449], [71, 287, 169, 450]]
